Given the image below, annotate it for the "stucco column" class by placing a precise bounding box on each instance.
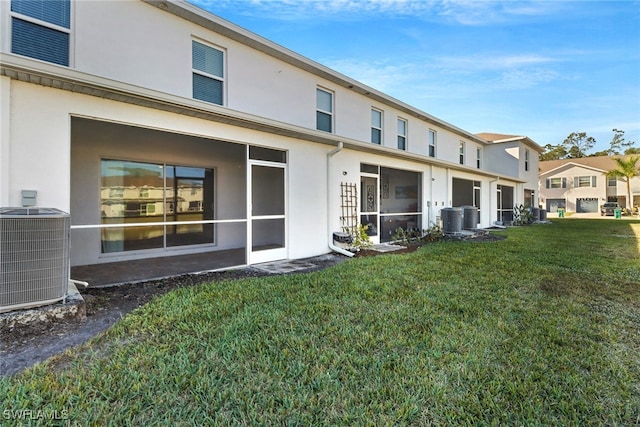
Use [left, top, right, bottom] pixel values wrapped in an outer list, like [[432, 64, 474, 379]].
[[0, 76, 10, 206]]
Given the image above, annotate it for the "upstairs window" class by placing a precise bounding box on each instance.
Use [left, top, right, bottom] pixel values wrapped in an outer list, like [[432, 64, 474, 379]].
[[397, 118, 407, 150], [428, 130, 436, 157], [608, 177, 617, 187], [193, 40, 224, 105], [11, 0, 71, 66], [546, 177, 567, 189], [371, 108, 383, 144], [525, 149, 530, 171], [459, 141, 465, 165], [476, 148, 481, 169], [575, 176, 596, 188], [316, 88, 333, 132]]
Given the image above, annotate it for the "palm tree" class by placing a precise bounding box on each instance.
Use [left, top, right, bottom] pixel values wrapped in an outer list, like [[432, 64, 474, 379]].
[[605, 155, 640, 213]]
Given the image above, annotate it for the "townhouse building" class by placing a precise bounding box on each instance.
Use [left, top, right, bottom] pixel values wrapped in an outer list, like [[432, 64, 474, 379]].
[[1, 0, 542, 276]]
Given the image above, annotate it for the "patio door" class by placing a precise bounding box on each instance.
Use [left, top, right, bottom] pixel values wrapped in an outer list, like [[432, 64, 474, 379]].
[[360, 175, 379, 243], [249, 161, 287, 264]]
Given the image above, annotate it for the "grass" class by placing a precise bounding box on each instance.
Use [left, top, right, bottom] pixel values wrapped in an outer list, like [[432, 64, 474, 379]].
[[1, 219, 639, 425]]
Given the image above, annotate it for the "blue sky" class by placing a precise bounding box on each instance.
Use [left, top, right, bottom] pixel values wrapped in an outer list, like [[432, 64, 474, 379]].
[[189, 0, 640, 153]]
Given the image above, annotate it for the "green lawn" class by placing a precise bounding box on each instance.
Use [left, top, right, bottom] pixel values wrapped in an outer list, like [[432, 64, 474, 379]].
[[2, 219, 639, 425]]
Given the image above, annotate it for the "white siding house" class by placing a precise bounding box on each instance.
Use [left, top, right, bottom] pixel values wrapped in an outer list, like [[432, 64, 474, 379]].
[[1, 0, 543, 275]]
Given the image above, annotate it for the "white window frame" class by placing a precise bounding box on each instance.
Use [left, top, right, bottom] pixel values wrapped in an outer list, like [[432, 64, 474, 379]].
[[608, 177, 617, 187], [192, 38, 226, 106], [371, 108, 383, 145], [476, 148, 481, 169], [9, 0, 74, 66], [459, 141, 465, 165], [575, 176, 595, 188], [428, 129, 436, 157], [397, 118, 407, 150], [525, 149, 530, 172], [316, 87, 334, 133], [549, 177, 565, 189]]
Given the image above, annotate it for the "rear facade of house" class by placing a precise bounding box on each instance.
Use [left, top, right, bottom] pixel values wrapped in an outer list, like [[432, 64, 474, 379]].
[[0, 0, 542, 275]]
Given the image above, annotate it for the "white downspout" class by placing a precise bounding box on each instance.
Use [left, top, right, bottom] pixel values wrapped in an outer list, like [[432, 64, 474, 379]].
[[327, 142, 354, 257]]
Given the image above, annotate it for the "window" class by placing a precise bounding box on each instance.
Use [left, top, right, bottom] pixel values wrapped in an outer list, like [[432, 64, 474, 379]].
[[316, 88, 333, 132], [101, 159, 215, 253], [452, 178, 481, 209], [459, 141, 465, 165], [371, 108, 383, 144], [524, 149, 530, 171], [546, 177, 567, 189], [397, 118, 407, 150], [11, 0, 71, 66], [428, 130, 436, 157], [575, 176, 596, 188], [476, 148, 481, 169], [608, 177, 617, 187], [192, 40, 224, 105]]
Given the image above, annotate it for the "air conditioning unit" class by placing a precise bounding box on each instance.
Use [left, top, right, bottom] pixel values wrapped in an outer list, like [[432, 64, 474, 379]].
[[0, 207, 70, 313]]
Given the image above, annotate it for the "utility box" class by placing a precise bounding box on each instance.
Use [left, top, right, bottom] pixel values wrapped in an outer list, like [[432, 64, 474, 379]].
[[21, 190, 37, 207], [441, 207, 463, 234], [0, 208, 70, 313]]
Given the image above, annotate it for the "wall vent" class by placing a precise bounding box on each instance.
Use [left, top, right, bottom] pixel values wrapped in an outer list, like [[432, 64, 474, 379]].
[[0, 208, 70, 313]]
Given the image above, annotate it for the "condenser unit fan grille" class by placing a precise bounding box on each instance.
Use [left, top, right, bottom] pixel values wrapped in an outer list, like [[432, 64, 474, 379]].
[[0, 208, 70, 312]]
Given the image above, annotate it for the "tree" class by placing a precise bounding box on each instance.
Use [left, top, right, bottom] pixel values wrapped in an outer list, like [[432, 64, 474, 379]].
[[608, 129, 635, 155], [625, 147, 640, 155], [562, 132, 595, 158], [605, 155, 640, 212], [539, 143, 568, 161]]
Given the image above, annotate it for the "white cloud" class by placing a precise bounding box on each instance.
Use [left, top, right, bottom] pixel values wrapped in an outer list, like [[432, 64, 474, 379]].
[[190, 0, 573, 25]]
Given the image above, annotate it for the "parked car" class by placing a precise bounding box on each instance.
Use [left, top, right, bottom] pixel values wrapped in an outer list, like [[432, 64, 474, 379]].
[[600, 202, 620, 216]]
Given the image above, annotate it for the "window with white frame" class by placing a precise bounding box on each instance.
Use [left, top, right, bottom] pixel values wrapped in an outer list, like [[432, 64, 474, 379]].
[[316, 88, 333, 132], [608, 177, 617, 187], [476, 148, 481, 169], [524, 149, 530, 171], [575, 176, 596, 188], [397, 118, 407, 150], [546, 177, 567, 189], [459, 141, 465, 165], [192, 40, 225, 105], [371, 109, 383, 144], [11, 0, 71, 66], [428, 130, 436, 157]]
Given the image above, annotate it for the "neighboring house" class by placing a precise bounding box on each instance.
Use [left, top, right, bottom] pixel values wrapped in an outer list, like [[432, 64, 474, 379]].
[[1, 0, 542, 274], [539, 155, 640, 213]]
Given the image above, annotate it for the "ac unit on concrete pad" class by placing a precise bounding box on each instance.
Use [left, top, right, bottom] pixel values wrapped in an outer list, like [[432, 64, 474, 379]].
[[0, 208, 70, 313]]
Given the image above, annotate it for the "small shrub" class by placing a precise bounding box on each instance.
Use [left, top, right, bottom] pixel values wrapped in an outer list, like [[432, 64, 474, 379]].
[[349, 223, 373, 251]]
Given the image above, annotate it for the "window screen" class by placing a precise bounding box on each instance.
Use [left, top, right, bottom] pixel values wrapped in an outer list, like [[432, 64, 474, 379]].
[[192, 41, 224, 105], [11, 0, 70, 28], [12, 18, 69, 66]]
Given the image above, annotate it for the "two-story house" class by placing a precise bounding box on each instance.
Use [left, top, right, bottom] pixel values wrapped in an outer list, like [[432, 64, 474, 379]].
[[539, 155, 640, 213], [0, 0, 543, 278]]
